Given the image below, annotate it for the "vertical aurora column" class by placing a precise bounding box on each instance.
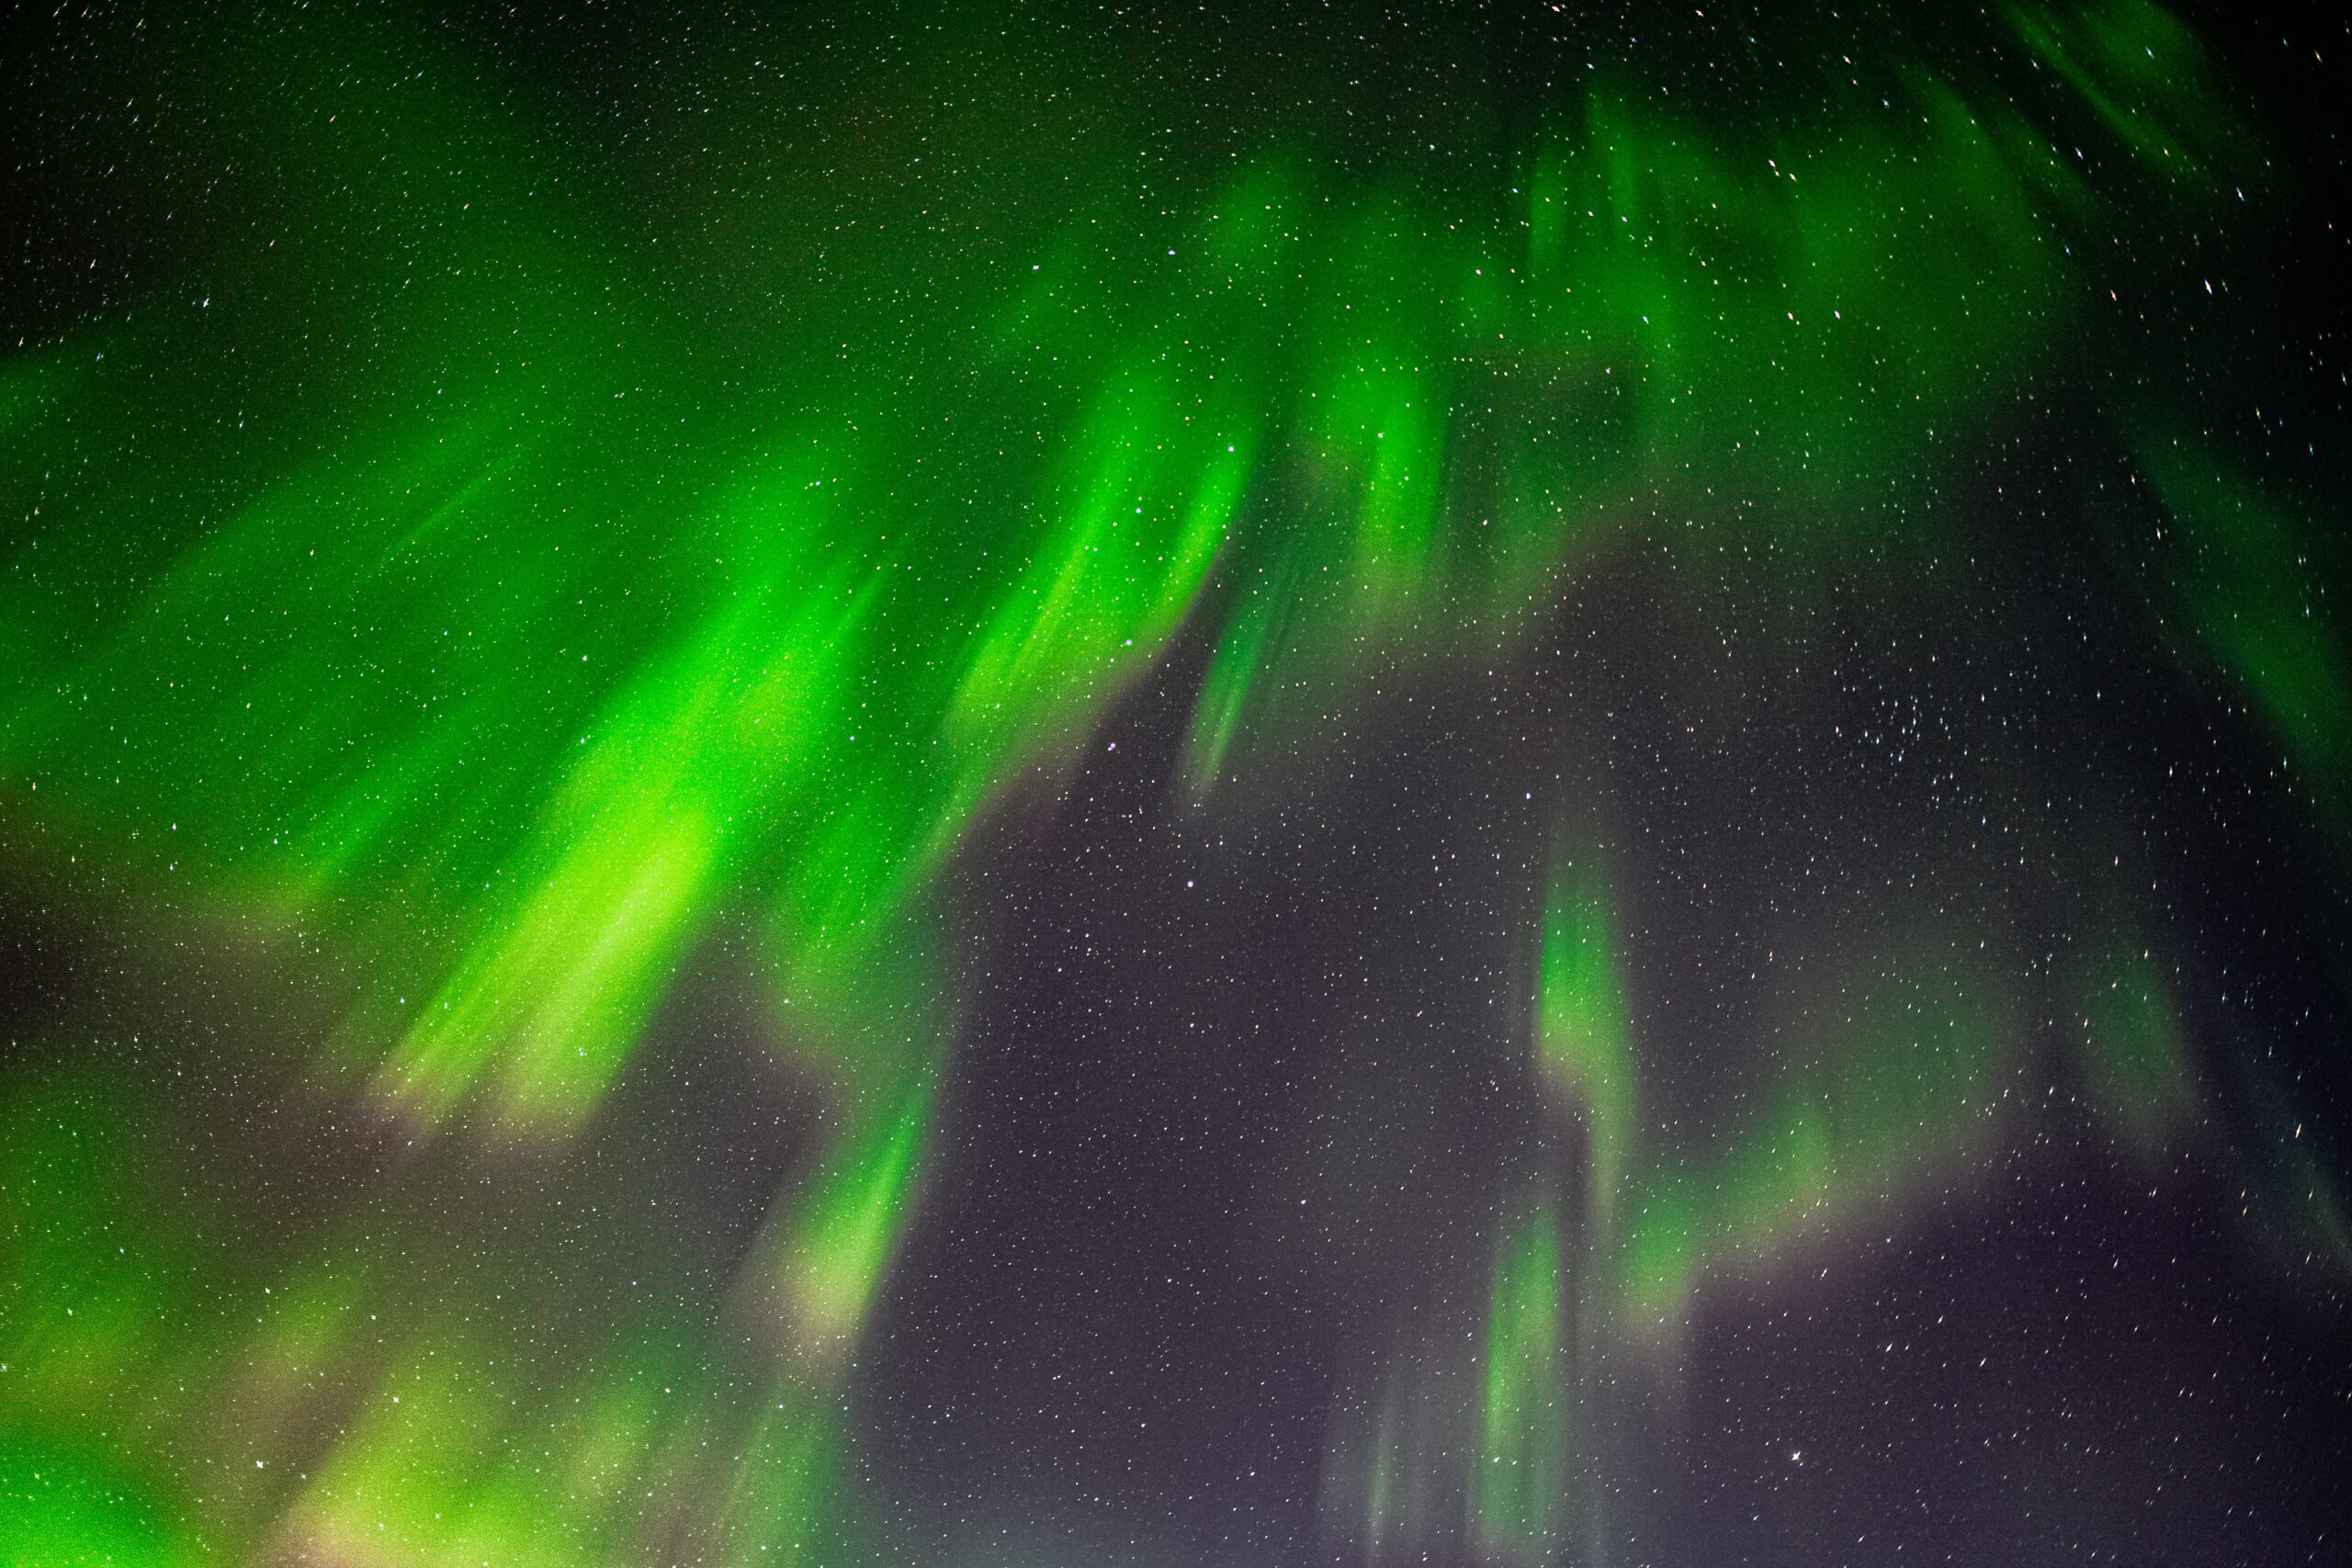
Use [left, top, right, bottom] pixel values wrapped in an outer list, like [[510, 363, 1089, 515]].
[[1475, 1194, 1567, 1565], [1536, 859, 1634, 1246], [1324, 852, 1640, 1565], [1518, 852, 1640, 1565]]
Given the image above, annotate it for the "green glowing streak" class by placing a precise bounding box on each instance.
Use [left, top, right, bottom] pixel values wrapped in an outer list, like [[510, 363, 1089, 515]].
[[1182, 551, 1296, 803], [1476, 1198, 1568, 1562], [768, 1076, 936, 1365], [0, 3, 2304, 1560], [380, 518, 878, 1127], [272, 1318, 770, 1568], [1618, 1178, 1705, 1329], [3, 0, 2250, 1145], [287, 1333, 521, 1563], [1360, 1407, 1398, 1555], [1615, 950, 2012, 1325], [1537, 857, 1634, 1233]]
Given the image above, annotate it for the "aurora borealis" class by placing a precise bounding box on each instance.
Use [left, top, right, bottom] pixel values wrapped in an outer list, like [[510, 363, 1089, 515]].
[[3, 0, 2349, 1562]]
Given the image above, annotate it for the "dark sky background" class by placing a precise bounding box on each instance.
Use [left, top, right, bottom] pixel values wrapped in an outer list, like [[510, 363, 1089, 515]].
[[3, 3, 2348, 1565]]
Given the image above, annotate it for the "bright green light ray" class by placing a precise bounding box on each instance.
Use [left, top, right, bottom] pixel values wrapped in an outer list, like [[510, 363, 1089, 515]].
[[0, 1033, 916, 1567], [273, 1318, 740, 1568], [1291, 195, 1457, 629], [279, 1330, 524, 1564], [384, 797, 717, 1125], [1185, 5, 2252, 790], [1182, 547, 1298, 805], [761, 1071, 937, 1371], [1315, 854, 1626, 1567], [5, 0, 2260, 1139], [721, 1391, 879, 1568], [0, 2, 2315, 1562], [944, 364, 1256, 818], [379, 494, 876, 1127]]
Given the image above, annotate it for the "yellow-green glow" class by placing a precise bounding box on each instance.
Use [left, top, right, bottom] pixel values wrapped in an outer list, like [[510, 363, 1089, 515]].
[[769, 1079, 936, 1367]]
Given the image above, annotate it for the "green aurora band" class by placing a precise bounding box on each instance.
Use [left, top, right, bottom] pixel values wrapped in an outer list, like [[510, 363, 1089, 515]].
[[2, 1, 2346, 1563]]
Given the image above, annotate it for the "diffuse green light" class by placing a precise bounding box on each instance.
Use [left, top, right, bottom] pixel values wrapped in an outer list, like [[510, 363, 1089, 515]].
[[1611, 939, 2018, 1328], [761, 1074, 936, 1371], [0, 2, 2313, 1561], [1537, 855, 1634, 1237], [1182, 548, 1296, 804], [2071, 931, 2197, 1159], [6, 0, 2260, 1146], [378, 499, 876, 1129], [2131, 425, 2351, 845], [0, 1433, 189, 1568], [1475, 1196, 1568, 1563]]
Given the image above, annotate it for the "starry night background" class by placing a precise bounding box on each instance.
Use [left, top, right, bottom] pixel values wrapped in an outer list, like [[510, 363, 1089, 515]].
[[3, 2, 2349, 1564]]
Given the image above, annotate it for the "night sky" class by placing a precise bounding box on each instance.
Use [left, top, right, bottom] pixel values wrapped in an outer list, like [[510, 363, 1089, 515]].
[[3, 3, 2349, 1565]]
